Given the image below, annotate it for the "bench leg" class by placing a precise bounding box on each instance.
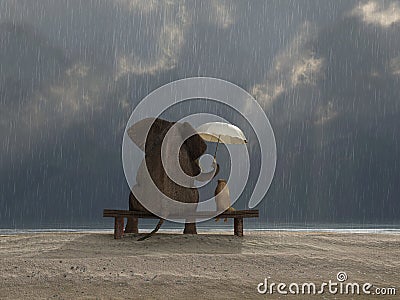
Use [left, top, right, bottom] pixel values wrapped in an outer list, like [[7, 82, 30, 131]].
[[125, 217, 138, 234], [234, 218, 243, 237], [114, 217, 124, 239]]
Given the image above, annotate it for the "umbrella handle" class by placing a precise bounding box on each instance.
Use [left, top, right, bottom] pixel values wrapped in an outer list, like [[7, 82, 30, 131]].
[[213, 135, 221, 159]]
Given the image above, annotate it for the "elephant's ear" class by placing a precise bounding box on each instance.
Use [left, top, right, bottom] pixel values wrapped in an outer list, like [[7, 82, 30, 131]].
[[181, 122, 207, 160], [127, 118, 157, 152]]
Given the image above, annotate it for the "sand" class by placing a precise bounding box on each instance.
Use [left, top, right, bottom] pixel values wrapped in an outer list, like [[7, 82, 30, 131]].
[[0, 231, 398, 299]]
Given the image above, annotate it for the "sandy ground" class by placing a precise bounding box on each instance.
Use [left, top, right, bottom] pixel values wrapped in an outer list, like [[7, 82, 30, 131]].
[[0, 231, 399, 299]]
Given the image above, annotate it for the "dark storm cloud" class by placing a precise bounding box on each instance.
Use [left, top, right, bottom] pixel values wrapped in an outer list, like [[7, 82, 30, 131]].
[[0, 0, 399, 227], [259, 1, 400, 223]]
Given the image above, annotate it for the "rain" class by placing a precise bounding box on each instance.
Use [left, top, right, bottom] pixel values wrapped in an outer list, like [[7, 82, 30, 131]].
[[0, 0, 399, 230]]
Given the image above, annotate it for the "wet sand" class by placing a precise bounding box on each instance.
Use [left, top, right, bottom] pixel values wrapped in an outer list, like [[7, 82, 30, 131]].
[[0, 231, 398, 299]]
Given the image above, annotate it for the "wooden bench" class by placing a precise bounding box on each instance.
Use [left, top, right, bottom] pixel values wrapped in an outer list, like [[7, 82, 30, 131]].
[[103, 209, 259, 239]]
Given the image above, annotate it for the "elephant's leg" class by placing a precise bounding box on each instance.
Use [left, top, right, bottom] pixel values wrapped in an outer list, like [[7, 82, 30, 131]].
[[126, 192, 139, 233], [125, 217, 138, 233], [183, 222, 197, 234]]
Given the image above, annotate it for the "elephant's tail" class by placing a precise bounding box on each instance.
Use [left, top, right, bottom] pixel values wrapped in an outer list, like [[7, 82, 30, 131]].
[[137, 219, 164, 241]]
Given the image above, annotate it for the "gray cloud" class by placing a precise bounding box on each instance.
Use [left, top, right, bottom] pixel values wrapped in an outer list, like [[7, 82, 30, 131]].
[[114, 0, 191, 78], [351, 0, 400, 27], [251, 22, 325, 110], [1, 0, 399, 227], [390, 55, 400, 75]]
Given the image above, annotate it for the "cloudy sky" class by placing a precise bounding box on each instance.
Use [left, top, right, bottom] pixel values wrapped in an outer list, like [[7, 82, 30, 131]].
[[0, 0, 399, 228]]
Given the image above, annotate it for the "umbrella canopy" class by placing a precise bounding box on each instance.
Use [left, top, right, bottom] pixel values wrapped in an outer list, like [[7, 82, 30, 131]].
[[196, 122, 247, 159], [196, 122, 247, 145]]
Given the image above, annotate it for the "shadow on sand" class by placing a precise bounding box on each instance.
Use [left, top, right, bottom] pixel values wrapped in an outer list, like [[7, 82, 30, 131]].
[[36, 232, 245, 259]]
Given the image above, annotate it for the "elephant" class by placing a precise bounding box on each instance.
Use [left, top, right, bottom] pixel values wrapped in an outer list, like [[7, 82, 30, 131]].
[[125, 118, 219, 240]]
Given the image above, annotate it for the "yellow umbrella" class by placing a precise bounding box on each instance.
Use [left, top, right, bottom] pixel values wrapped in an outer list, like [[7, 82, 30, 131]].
[[196, 122, 247, 159]]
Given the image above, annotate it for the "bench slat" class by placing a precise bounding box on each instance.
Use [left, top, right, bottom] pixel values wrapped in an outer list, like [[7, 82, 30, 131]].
[[103, 209, 259, 219]]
